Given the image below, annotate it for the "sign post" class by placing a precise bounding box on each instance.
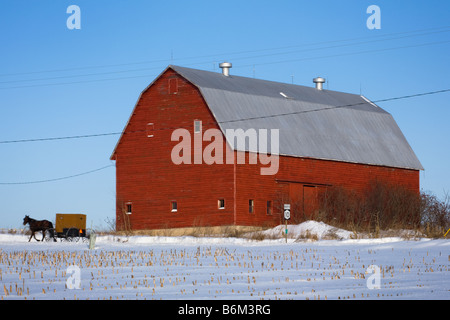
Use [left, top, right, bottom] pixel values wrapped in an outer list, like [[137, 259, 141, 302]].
[[88, 220, 96, 250], [89, 232, 96, 250], [283, 204, 290, 243]]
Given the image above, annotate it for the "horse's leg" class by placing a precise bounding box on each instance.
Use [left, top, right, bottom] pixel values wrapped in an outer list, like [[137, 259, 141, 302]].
[[42, 230, 46, 241], [28, 232, 33, 242], [50, 229, 57, 242], [33, 231, 40, 242]]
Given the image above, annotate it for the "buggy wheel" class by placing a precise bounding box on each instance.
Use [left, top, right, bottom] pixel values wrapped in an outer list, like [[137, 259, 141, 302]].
[[65, 227, 80, 242]]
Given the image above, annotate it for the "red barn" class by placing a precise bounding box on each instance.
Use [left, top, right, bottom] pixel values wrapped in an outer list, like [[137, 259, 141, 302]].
[[110, 64, 423, 231]]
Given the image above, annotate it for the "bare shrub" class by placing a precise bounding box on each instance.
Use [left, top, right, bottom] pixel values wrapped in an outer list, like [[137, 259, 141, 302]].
[[420, 191, 450, 237], [318, 180, 449, 237], [103, 217, 117, 235], [318, 185, 366, 231], [115, 199, 132, 235], [364, 180, 421, 231]]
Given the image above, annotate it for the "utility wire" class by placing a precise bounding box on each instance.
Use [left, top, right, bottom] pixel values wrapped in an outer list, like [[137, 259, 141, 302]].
[[0, 132, 123, 144], [2, 28, 449, 85], [0, 88, 448, 145], [0, 39, 447, 90], [1, 39, 448, 90], [0, 164, 114, 185], [0, 73, 157, 90], [238, 40, 450, 69], [1, 27, 449, 89], [220, 88, 450, 124], [1, 25, 449, 78], [0, 88, 448, 185]]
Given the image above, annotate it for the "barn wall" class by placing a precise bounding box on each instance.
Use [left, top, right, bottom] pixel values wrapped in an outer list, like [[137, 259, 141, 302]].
[[233, 153, 420, 227], [114, 69, 235, 230]]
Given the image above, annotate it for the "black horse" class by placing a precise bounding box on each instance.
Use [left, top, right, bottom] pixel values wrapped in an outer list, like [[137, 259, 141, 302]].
[[23, 215, 56, 242]]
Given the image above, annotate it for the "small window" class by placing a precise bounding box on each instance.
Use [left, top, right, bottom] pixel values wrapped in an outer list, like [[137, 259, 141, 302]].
[[218, 199, 225, 209], [194, 120, 202, 133], [266, 201, 272, 215], [171, 201, 178, 212], [126, 203, 132, 215], [146, 123, 154, 138], [249, 199, 254, 214]]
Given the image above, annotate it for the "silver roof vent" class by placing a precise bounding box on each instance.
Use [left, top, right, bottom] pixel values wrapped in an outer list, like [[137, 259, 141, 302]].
[[313, 77, 326, 90], [219, 62, 232, 76]]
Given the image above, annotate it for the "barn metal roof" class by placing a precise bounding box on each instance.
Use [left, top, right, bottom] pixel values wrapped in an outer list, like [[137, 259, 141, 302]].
[[171, 65, 423, 170]]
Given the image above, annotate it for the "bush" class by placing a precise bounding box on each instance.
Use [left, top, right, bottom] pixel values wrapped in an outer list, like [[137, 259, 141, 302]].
[[420, 192, 450, 237], [316, 185, 364, 231], [318, 180, 450, 237], [364, 180, 421, 231]]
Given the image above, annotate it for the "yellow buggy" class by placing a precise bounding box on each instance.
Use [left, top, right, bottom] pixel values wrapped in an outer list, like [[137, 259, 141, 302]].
[[54, 213, 88, 242]]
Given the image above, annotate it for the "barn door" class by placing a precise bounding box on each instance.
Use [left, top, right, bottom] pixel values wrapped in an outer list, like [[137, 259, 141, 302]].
[[303, 186, 318, 218]]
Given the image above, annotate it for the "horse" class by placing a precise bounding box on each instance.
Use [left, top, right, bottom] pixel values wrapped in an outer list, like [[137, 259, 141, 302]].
[[23, 215, 56, 242]]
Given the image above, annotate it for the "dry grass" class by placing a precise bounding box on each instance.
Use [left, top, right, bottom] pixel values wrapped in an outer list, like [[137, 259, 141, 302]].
[[295, 230, 319, 242]]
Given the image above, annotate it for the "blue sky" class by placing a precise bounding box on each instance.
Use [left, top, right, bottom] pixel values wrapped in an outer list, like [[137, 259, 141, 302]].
[[0, 1, 449, 229]]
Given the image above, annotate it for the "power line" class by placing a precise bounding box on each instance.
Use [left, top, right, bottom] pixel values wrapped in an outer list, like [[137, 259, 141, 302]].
[[220, 30, 450, 65], [2, 25, 449, 78], [2, 39, 449, 89], [0, 73, 158, 90], [0, 88, 448, 185], [0, 66, 162, 85], [0, 132, 123, 144], [2, 28, 449, 85], [1, 27, 449, 89], [0, 88, 448, 145], [0, 164, 114, 185], [219, 88, 450, 124], [0, 39, 447, 90], [372, 89, 450, 103], [238, 40, 450, 69]]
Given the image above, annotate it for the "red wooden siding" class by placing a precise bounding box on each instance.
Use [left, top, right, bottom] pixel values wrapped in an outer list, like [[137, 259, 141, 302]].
[[233, 151, 419, 227], [113, 69, 235, 230]]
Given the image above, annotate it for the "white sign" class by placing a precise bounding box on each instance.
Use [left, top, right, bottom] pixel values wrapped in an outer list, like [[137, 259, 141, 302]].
[[283, 204, 290, 220]]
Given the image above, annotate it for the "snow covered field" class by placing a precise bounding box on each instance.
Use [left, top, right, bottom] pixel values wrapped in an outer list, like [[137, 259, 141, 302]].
[[0, 221, 448, 301]]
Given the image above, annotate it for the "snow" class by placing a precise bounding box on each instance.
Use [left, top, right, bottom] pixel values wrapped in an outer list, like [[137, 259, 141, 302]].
[[252, 220, 354, 240], [0, 221, 449, 300]]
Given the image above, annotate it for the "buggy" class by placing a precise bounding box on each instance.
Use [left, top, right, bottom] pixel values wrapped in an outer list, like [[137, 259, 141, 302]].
[[54, 213, 89, 242]]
